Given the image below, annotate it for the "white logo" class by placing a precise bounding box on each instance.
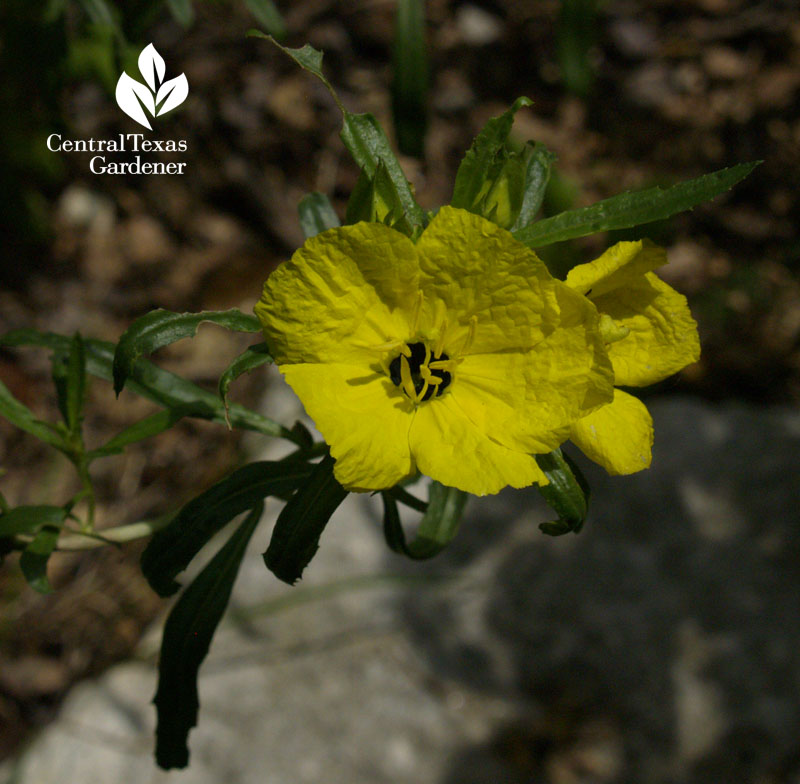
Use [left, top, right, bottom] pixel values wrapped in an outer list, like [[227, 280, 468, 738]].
[[115, 44, 188, 131]]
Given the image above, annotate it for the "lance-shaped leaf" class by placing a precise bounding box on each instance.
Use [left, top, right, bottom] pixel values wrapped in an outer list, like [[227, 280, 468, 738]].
[[116, 72, 155, 130], [244, 0, 287, 39], [298, 192, 341, 239], [535, 448, 590, 535], [88, 408, 189, 460], [392, 0, 428, 158], [154, 503, 262, 770], [156, 73, 189, 116], [510, 143, 557, 231], [139, 43, 166, 92], [113, 309, 260, 396], [166, 0, 194, 27], [249, 33, 427, 233], [51, 332, 87, 435], [263, 453, 348, 585], [142, 459, 314, 597], [451, 96, 533, 214], [513, 161, 762, 249], [0, 378, 67, 451], [0, 505, 67, 538], [218, 342, 273, 411], [20, 525, 61, 594], [3, 329, 291, 441], [345, 161, 415, 236], [381, 481, 467, 559]]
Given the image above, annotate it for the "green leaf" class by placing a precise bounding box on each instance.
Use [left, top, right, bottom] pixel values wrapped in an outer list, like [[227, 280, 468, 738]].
[[77, 0, 116, 27], [20, 525, 61, 593], [0, 378, 67, 451], [263, 453, 348, 585], [535, 448, 590, 535], [451, 96, 533, 215], [244, 0, 287, 39], [154, 503, 262, 770], [392, 0, 428, 158], [88, 408, 188, 460], [2, 330, 292, 442], [298, 192, 341, 239], [0, 505, 67, 538], [381, 481, 467, 559], [340, 113, 427, 232], [166, 0, 195, 26], [345, 161, 416, 236], [62, 333, 87, 434], [510, 143, 557, 231], [513, 161, 762, 248], [218, 342, 273, 410], [250, 35, 427, 233], [113, 309, 260, 396], [142, 460, 314, 597], [557, 0, 598, 97]]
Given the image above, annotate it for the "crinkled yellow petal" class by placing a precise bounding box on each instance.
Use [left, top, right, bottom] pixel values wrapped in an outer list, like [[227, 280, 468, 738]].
[[451, 284, 614, 453], [569, 389, 653, 475], [409, 395, 549, 496], [414, 206, 560, 354], [593, 272, 701, 386], [565, 240, 667, 297], [280, 363, 416, 491], [255, 223, 419, 365]]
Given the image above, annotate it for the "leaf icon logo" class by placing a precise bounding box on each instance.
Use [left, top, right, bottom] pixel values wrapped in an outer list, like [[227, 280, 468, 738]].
[[115, 44, 189, 130]]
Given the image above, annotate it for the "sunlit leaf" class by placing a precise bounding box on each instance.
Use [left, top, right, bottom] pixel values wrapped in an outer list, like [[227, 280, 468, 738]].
[[513, 161, 762, 248], [113, 308, 260, 396]]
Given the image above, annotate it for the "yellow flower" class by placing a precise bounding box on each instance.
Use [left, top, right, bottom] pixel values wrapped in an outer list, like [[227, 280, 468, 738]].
[[565, 241, 701, 475], [256, 206, 614, 495]]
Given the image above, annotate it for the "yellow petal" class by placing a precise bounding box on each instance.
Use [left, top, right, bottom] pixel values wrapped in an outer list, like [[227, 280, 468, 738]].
[[255, 222, 419, 365], [565, 240, 667, 297], [594, 273, 701, 386], [280, 363, 416, 491], [569, 389, 653, 475], [414, 206, 560, 354], [451, 285, 614, 453], [409, 395, 549, 496]]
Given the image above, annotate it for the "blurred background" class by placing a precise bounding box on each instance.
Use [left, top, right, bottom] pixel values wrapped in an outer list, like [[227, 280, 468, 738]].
[[0, 0, 798, 781]]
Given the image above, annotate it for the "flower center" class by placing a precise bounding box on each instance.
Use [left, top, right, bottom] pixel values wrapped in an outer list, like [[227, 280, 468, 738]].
[[389, 342, 452, 403]]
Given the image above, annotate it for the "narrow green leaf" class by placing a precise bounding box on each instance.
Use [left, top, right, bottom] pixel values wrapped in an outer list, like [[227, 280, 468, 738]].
[[88, 408, 188, 460], [20, 525, 61, 593], [154, 503, 262, 770], [77, 0, 116, 27], [340, 113, 427, 231], [345, 161, 415, 236], [218, 342, 273, 410], [392, 0, 428, 158], [513, 161, 762, 248], [557, 0, 598, 97], [142, 460, 314, 597], [65, 333, 87, 434], [244, 0, 287, 39], [166, 0, 195, 26], [298, 192, 341, 239], [250, 35, 427, 232], [451, 96, 533, 213], [381, 481, 467, 559], [510, 143, 557, 231], [113, 309, 260, 396], [0, 505, 67, 538], [0, 378, 67, 451], [264, 453, 348, 585], [2, 330, 292, 442], [535, 448, 590, 535]]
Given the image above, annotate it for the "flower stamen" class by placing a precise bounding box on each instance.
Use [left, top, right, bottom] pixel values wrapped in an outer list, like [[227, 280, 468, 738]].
[[389, 341, 453, 403]]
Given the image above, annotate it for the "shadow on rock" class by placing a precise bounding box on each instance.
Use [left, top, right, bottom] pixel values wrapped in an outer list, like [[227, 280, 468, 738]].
[[398, 397, 800, 783]]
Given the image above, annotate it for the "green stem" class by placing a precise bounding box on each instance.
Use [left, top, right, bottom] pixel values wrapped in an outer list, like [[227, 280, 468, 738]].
[[14, 515, 172, 551]]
